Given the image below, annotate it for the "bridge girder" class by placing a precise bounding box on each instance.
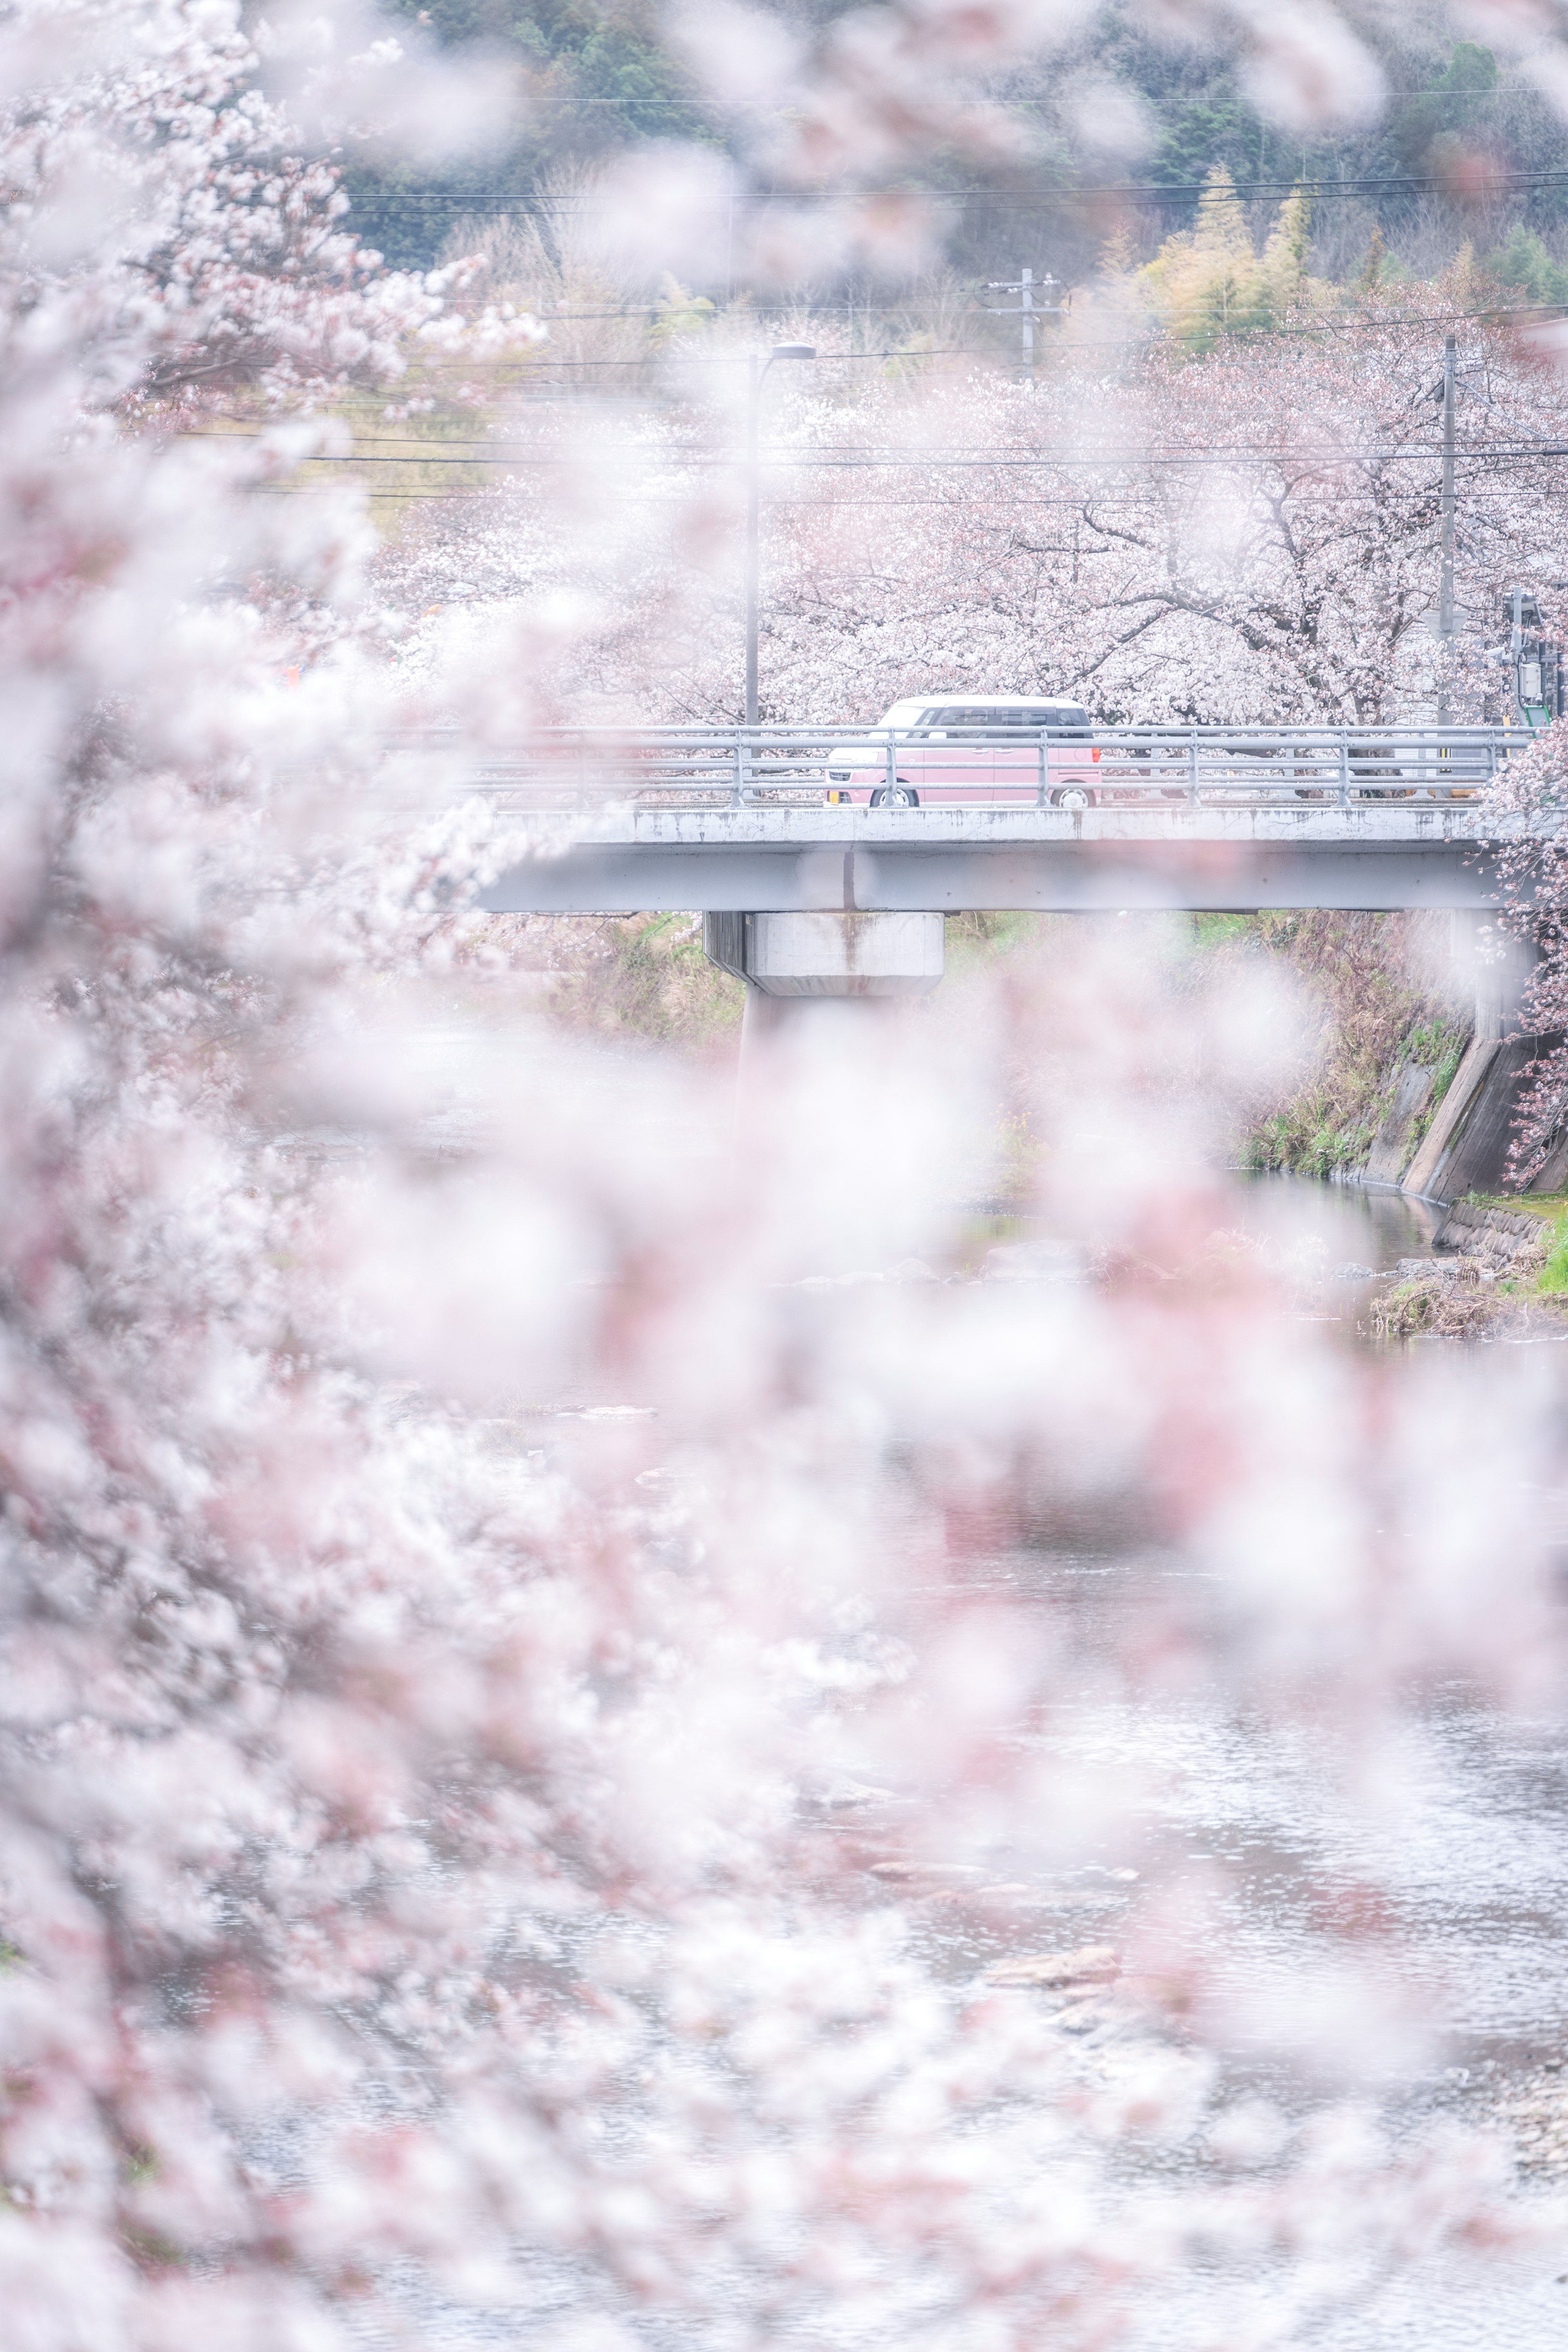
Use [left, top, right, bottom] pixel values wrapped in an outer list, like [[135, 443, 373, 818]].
[[480, 838, 1505, 916]]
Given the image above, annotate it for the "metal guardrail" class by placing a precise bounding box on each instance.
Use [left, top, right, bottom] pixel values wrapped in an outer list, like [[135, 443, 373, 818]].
[[398, 723, 1518, 812]]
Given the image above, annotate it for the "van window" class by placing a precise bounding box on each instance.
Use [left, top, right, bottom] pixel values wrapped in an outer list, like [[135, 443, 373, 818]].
[[975, 704, 1091, 729], [910, 701, 1092, 731]]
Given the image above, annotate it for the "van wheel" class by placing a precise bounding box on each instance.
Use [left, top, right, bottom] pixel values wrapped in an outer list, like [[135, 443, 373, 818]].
[[870, 783, 919, 808], [1050, 784, 1095, 811]]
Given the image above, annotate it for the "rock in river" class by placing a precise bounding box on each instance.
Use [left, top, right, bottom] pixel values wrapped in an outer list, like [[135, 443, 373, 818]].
[[984, 1943, 1120, 1989]]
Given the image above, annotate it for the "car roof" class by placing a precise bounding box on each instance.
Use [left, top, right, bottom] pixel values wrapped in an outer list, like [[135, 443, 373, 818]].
[[889, 693, 1083, 708]]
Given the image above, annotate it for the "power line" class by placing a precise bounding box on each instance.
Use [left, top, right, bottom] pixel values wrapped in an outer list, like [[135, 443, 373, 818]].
[[321, 306, 1568, 365], [345, 166, 1568, 213], [257, 479, 1552, 507], [389, 300, 1568, 330], [229, 443, 1568, 470], [486, 85, 1547, 107], [321, 349, 969, 371]]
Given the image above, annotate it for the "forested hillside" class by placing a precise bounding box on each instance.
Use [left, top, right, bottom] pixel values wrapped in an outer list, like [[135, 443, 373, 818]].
[[353, 3, 1568, 303]]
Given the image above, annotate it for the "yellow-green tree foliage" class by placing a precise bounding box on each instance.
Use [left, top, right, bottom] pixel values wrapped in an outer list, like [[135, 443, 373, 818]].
[[1132, 167, 1314, 349]]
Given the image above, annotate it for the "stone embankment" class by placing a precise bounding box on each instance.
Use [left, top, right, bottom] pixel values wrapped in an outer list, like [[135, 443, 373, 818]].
[[1370, 1202, 1566, 1340], [1431, 1199, 1552, 1272]]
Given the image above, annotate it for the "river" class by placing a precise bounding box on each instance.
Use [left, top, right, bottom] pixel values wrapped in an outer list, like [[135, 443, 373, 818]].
[[498, 1036, 1568, 2344], [927, 1174, 1568, 2343], [1233, 1168, 1445, 1272]]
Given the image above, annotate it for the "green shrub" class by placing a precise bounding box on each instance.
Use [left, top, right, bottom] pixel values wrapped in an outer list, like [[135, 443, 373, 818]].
[[1537, 1221, 1568, 1294]]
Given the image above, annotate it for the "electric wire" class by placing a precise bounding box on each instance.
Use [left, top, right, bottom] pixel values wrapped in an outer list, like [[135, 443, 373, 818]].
[[209, 443, 1568, 470], [257, 483, 1554, 507], [364, 304, 1567, 330], [316, 308, 1568, 363], [347, 166, 1568, 210], [477, 85, 1548, 107]]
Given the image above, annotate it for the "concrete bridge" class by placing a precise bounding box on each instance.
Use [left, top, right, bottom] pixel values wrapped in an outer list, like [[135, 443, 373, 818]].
[[474, 726, 1515, 1015], [479, 801, 1502, 922], [463, 721, 1550, 1204], [470, 723, 1512, 935]]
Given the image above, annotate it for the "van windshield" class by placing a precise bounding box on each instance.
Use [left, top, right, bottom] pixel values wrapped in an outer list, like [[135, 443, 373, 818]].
[[918, 703, 1091, 730]]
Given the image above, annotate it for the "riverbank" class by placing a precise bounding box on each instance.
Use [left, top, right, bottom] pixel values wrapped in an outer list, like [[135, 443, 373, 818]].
[[1367, 1193, 1568, 1339], [1194, 911, 1477, 1184], [490, 907, 1552, 1213], [502, 909, 1477, 1176]]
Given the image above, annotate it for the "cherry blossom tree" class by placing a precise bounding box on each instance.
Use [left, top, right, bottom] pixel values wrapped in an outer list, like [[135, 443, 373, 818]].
[[381, 288, 1568, 727], [6, 7, 1568, 2352], [1473, 721, 1568, 1180], [6, 0, 532, 422]]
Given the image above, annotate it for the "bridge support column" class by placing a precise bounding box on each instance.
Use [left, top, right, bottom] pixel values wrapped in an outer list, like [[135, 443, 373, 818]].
[[704, 912, 944, 1004]]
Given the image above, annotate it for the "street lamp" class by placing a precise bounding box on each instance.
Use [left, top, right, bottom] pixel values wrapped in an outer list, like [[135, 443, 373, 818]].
[[745, 342, 815, 726]]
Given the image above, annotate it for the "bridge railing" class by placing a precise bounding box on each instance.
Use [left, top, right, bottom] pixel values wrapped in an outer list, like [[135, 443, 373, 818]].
[[393, 723, 1517, 813]]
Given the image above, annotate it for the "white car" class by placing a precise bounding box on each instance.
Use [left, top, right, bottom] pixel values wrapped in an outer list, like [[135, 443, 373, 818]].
[[824, 694, 1104, 808]]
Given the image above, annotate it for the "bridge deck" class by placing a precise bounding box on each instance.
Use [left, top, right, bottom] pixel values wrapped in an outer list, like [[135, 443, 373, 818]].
[[480, 803, 1505, 914]]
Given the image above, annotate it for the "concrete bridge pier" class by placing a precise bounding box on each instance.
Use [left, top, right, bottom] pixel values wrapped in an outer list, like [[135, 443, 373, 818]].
[[704, 913, 945, 1029], [706, 911, 945, 1104]]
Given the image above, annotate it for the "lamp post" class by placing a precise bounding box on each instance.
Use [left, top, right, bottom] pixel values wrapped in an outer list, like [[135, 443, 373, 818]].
[[745, 342, 815, 726]]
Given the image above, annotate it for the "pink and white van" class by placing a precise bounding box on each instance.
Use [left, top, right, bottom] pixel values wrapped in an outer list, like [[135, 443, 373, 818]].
[[824, 694, 1103, 808]]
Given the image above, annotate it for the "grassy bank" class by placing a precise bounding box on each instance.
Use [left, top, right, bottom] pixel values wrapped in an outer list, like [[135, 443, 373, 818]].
[[486, 913, 744, 1054], [493, 908, 1051, 1061], [1198, 911, 1471, 1180], [487, 907, 1477, 1193]]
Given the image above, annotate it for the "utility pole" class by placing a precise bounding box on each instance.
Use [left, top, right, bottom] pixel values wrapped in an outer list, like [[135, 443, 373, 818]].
[[984, 267, 1064, 369], [745, 354, 760, 728], [1437, 330, 1456, 721], [744, 343, 815, 727]]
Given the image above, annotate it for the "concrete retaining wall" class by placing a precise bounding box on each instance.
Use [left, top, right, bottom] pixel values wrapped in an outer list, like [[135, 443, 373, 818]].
[[1401, 1035, 1562, 1200], [1399, 924, 1555, 1202], [1365, 1060, 1437, 1184]]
